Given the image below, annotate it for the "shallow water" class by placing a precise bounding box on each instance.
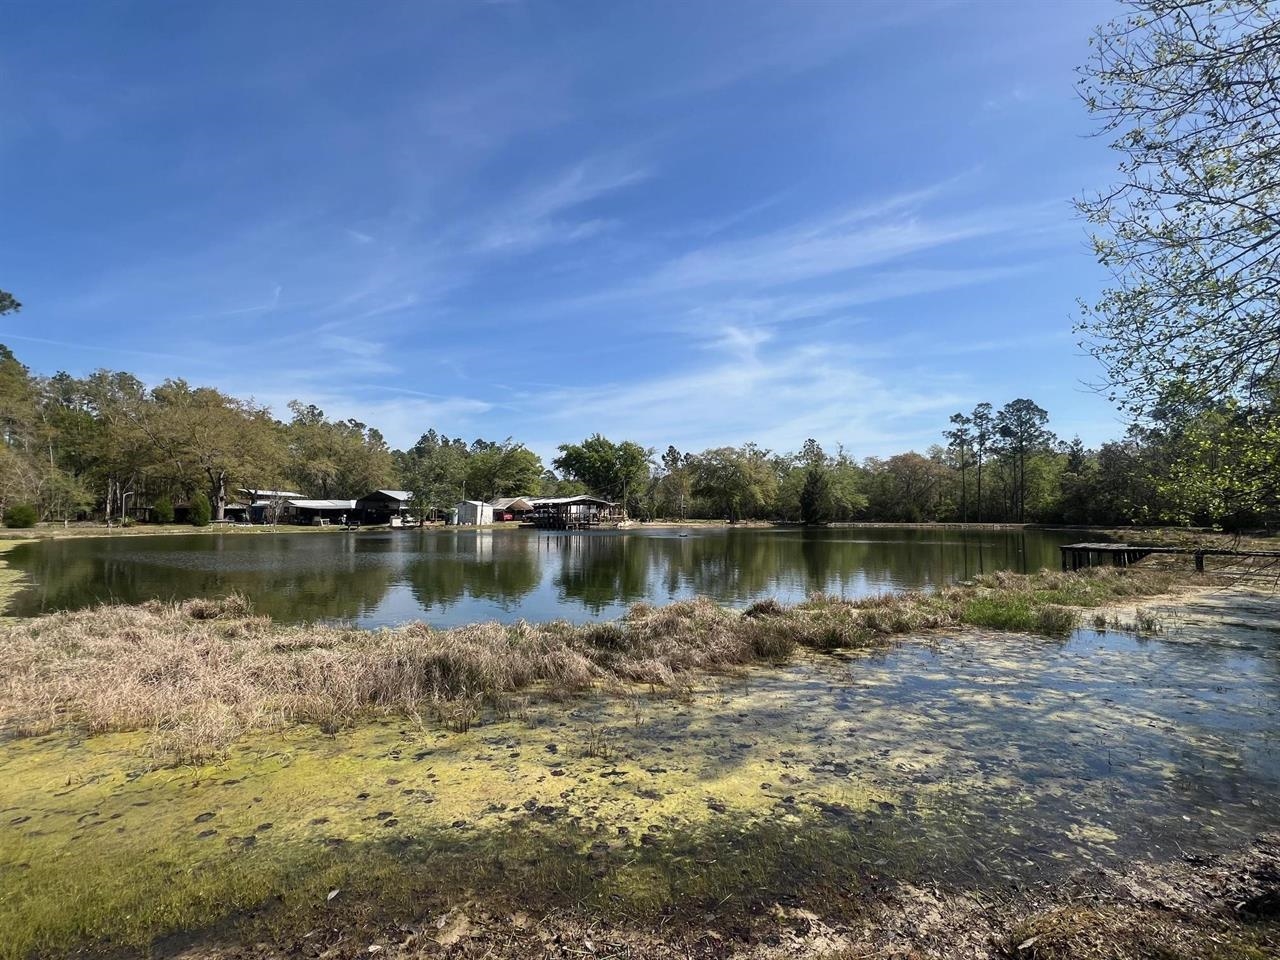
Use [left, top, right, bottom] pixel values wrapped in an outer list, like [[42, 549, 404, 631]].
[[1, 596, 1276, 955], [3, 526, 1076, 626]]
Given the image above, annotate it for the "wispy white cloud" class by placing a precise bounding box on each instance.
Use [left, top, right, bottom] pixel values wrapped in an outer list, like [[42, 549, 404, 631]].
[[0, 331, 190, 364], [678, 265, 1036, 334], [514, 328, 965, 459], [471, 158, 649, 254], [644, 200, 1046, 294], [315, 333, 396, 374]]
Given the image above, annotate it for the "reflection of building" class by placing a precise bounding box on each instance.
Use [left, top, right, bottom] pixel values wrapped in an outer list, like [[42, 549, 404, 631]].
[[529, 495, 622, 529], [489, 497, 536, 522], [454, 500, 494, 525], [357, 490, 414, 525]]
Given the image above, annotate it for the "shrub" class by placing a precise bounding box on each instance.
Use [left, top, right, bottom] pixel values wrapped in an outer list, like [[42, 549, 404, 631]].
[[1034, 605, 1078, 635], [152, 497, 175, 524], [742, 597, 785, 619], [3, 503, 38, 528], [190, 493, 212, 527], [962, 595, 1035, 632]]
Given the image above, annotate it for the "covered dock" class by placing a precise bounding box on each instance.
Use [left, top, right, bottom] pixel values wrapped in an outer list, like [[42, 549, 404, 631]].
[[1061, 542, 1280, 572], [530, 495, 623, 530]]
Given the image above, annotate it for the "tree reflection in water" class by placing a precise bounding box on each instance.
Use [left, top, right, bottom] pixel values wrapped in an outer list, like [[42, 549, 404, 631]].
[[5, 526, 1078, 627]]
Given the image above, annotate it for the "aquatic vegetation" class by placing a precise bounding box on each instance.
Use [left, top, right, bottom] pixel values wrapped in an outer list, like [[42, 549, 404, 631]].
[[0, 695, 910, 958], [0, 566, 1189, 763]]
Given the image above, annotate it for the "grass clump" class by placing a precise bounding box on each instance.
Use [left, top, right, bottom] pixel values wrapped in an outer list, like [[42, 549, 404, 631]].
[[962, 596, 1077, 634]]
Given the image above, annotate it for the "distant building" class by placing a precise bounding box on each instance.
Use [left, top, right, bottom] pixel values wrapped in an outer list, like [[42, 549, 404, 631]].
[[357, 489, 414, 525], [489, 496, 536, 521], [279, 499, 356, 525], [453, 500, 494, 526], [239, 488, 304, 501], [529, 495, 621, 529], [242, 489, 306, 524]]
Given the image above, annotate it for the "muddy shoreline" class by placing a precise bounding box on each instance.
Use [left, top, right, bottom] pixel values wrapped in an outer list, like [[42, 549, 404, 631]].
[[170, 833, 1280, 959]]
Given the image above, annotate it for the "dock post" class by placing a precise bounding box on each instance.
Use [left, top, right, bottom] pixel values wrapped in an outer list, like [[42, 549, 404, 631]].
[[1195, 551, 1205, 573]]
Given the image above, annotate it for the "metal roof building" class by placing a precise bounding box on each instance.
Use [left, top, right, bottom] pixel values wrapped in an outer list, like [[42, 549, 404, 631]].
[[490, 496, 536, 513], [356, 490, 414, 525], [239, 487, 304, 500]]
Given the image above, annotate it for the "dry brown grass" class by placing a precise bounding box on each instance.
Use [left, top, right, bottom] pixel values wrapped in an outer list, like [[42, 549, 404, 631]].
[[0, 565, 1188, 763], [0, 595, 759, 762]]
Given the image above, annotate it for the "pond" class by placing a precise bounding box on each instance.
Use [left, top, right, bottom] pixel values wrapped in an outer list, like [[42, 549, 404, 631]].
[[3, 526, 1079, 626]]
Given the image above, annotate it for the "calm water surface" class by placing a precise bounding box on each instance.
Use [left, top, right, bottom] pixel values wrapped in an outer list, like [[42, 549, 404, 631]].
[[5, 526, 1078, 627]]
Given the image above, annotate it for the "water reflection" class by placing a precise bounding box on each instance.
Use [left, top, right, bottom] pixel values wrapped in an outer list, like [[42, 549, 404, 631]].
[[5, 526, 1078, 627]]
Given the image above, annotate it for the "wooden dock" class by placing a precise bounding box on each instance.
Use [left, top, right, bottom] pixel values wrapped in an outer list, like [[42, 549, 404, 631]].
[[1061, 542, 1280, 572]]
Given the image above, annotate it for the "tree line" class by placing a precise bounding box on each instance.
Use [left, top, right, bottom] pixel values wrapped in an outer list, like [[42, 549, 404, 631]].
[[0, 313, 1271, 529]]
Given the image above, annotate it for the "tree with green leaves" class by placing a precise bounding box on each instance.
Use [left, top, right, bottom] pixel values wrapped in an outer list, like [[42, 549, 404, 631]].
[[863, 452, 948, 522], [1076, 0, 1280, 528], [1078, 0, 1280, 414], [944, 413, 973, 522], [152, 496, 175, 524], [146, 381, 285, 521], [553, 435, 653, 515], [464, 439, 543, 502], [397, 430, 470, 519], [0, 290, 19, 316], [799, 466, 833, 526], [189, 492, 212, 527], [827, 448, 867, 521], [4, 502, 37, 528], [657, 445, 692, 519], [538, 468, 587, 498], [74, 370, 152, 522], [284, 402, 395, 498], [797, 438, 834, 525], [1145, 381, 1279, 528], [995, 399, 1055, 523], [0, 345, 36, 451], [690, 444, 778, 521], [970, 403, 994, 522]]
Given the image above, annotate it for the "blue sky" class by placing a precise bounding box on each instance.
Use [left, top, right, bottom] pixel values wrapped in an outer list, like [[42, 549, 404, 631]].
[[2, 0, 1128, 460]]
